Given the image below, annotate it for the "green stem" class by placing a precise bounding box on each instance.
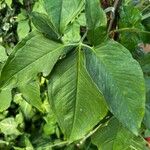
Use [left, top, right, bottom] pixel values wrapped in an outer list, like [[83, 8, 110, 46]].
[[49, 141, 68, 148], [81, 29, 88, 42], [141, 4, 150, 13], [110, 28, 150, 35], [78, 123, 102, 146]]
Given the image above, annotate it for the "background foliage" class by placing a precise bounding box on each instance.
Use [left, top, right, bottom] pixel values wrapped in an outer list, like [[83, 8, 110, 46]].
[[0, 0, 150, 149]]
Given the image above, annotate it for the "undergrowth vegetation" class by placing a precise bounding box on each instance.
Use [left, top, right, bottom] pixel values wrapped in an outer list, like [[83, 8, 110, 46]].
[[0, 0, 150, 149]]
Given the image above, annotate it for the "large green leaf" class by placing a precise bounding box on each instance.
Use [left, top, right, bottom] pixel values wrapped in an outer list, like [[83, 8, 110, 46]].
[[43, 0, 84, 33], [85, 0, 107, 45], [92, 118, 148, 150], [84, 40, 145, 135], [0, 32, 67, 89], [48, 50, 108, 141]]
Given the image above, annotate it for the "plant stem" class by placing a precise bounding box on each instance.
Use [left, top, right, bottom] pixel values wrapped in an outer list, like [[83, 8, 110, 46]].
[[109, 28, 150, 35], [78, 123, 102, 146], [81, 29, 88, 42], [107, 0, 120, 33], [50, 141, 68, 148], [141, 4, 150, 13]]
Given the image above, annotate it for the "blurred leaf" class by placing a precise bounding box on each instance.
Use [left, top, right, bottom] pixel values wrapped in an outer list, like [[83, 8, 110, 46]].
[[85, 0, 107, 45], [17, 20, 30, 40], [43, 111, 57, 136], [0, 117, 21, 136], [33, 0, 46, 14], [144, 76, 150, 129], [62, 21, 81, 44], [19, 79, 43, 112], [92, 118, 148, 150], [5, 0, 12, 7], [43, 0, 84, 33], [139, 53, 150, 74], [119, 5, 149, 51], [14, 94, 35, 120], [77, 13, 86, 26], [31, 12, 59, 40], [0, 89, 12, 112], [0, 45, 8, 62]]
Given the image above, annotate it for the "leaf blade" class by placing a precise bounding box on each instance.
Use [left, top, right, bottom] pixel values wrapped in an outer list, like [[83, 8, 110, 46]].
[[84, 40, 145, 135], [48, 50, 108, 141], [0, 32, 67, 89]]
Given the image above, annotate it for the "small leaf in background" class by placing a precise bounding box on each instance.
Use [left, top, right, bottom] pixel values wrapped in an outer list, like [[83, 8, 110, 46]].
[[15, 112, 24, 128], [17, 20, 30, 40], [0, 45, 8, 62], [17, 9, 30, 40], [0, 117, 21, 136], [48, 50, 108, 141], [43, 111, 57, 136], [118, 5, 149, 51], [43, 0, 84, 33], [13, 94, 35, 120], [33, 0, 46, 14], [19, 79, 43, 112], [92, 118, 148, 150], [77, 13, 86, 26], [62, 21, 81, 44], [85, 0, 107, 45], [5, 0, 12, 7], [0, 89, 12, 112], [31, 12, 59, 40], [139, 53, 150, 74], [84, 40, 145, 135], [13, 135, 34, 150], [144, 76, 150, 130]]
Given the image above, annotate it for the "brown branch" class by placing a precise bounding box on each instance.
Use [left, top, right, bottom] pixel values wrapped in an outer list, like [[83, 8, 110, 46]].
[[107, 0, 121, 33]]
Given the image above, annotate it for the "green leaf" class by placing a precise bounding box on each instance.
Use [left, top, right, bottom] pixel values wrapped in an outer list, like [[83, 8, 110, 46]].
[[19, 79, 43, 112], [43, 0, 84, 33], [33, 0, 46, 14], [43, 111, 57, 136], [62, 21, 81, 44], [92, 118, 148, 150], [31, 12, 60, 40], [84, 40, 145, 135], [85, 0, 107, 29], [5, 0, 12, 7], [118, 5, 148, 50], [0, 89, 12, 112], [139, 53, 150, 74], [48, 50, 108, 141], [144, 76, 150, 129], [85, 0, 107, 45], [13, 94, 35, 120], [17, 20, 30, 40], [0, 45, 8, 62], [0, 32, 67, 89], [0, 117, 21, 136]]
